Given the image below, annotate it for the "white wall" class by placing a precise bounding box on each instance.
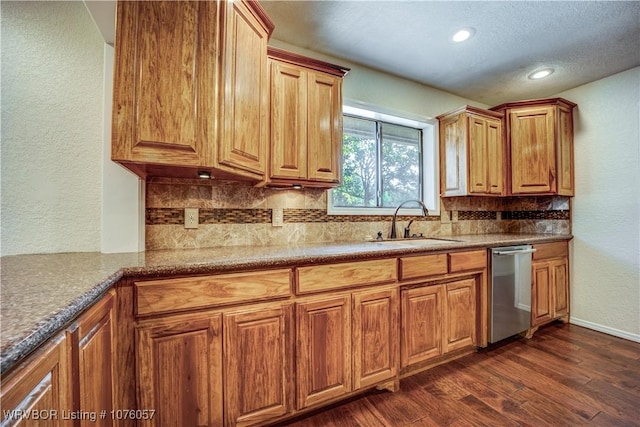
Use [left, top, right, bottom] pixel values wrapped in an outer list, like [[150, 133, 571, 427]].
[[1, 1, 143, 256], [556, 67, 640, 342], [1, 1, 104, 256]]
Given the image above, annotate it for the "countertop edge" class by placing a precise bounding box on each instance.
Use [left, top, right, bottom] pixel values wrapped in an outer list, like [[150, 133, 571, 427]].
[[118, 235, 572, 279]]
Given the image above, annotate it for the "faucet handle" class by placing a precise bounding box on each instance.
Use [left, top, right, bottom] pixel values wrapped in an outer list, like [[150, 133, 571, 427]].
[[403, 219, 415, 238], [376, 231, 383, 240]]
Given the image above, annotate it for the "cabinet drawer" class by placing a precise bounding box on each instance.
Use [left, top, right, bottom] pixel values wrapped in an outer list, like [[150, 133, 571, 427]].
[[399, 254, 448, 281], [297, 259, 397, 294], [135, 269, 292, 316], [448, 250, 487, 273], [533, 241, 568, 260]]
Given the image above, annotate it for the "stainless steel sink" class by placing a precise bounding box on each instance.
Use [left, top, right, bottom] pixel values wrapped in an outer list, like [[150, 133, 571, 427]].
[[371, 237, 461, 246]]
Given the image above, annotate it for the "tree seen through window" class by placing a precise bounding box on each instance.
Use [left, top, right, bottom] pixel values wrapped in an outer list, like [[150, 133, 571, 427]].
[[332, 115, 422, 208]]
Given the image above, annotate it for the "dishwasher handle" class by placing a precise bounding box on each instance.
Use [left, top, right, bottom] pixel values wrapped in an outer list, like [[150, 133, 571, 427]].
[[493, 248, 537, 256]]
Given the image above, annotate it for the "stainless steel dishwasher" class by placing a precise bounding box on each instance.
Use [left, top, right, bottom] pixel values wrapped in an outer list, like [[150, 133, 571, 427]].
[[490, 245, 536, 343]]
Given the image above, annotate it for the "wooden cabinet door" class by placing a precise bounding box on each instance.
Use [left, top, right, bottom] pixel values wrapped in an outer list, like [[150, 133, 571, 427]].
[[136, 315, 222, 427], [552, 259, 569, 319], [486, 117, 504, 195], [224, 304, 293, 426], [112, 1, 214, 168], [1, 334, 70, 427], [468, 116, 489, 194], [352, 288, 399, 389], [443, 278, 477, 352], [306, 72, 342, 183], [557, 105, 575, 196], [70, 290, 115, 427], [218, 0, 270, 176], [531, 261, 553, 327], [509, 106, 556, 194], [400, 285, 443, 367], [269, 60, 307, 180], [438, 107, 503, 197], [467, 115, 503, 195], [440, 114, 467, 196], [296, 296, 351, 409]]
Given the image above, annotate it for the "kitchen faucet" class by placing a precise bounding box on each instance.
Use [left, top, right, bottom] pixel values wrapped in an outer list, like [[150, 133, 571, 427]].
[[389, 199, 429, 239]]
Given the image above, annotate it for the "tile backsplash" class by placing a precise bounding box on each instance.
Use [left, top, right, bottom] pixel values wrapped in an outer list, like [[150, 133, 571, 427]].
[[145, 178, 571, 250]]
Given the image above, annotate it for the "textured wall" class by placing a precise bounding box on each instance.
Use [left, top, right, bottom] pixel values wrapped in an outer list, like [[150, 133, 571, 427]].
[[556, 67, 640, 341], [1, 1, 104, 256]]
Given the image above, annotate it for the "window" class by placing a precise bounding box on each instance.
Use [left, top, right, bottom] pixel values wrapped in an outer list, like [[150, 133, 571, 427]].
[[328, 102, 439, 215]]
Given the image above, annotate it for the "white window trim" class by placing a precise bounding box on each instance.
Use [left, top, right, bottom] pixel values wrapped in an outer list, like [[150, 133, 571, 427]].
[[328, 99, 440, 216]]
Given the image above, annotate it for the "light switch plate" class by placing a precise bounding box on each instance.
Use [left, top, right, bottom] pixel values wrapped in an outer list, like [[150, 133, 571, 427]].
[[272, 208, 284, 227], [185, 208, 199, 229]]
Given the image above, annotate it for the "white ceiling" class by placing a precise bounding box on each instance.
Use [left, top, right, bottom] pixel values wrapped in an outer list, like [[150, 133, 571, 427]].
[[86, 1, 640, 106]]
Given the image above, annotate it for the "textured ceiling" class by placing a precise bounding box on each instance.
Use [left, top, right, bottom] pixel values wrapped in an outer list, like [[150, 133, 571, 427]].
[[260, 1, 640, 105], [86, 0, 640, 106]]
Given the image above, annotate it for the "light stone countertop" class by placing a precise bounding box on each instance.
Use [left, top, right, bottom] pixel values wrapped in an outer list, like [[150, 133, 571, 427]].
[[0, 233, 571, 374]]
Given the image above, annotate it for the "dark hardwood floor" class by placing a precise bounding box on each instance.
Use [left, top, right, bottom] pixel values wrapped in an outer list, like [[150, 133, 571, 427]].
[[277, 323, 640, 426]]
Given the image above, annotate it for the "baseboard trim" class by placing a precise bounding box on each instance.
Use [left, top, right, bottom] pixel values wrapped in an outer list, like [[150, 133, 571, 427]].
[[570, 317, 640, 343]]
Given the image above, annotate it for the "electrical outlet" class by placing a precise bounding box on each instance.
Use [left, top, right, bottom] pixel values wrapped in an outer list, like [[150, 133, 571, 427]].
[[272, 207, 284, 227], [184, 208, 199, 229]]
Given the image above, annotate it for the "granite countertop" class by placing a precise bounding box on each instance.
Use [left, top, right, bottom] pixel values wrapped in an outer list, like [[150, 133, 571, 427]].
[[0, 233, 570, 374]]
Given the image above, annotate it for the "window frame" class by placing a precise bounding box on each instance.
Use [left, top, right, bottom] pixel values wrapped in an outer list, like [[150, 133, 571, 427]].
[[328, 100, 440, 216]]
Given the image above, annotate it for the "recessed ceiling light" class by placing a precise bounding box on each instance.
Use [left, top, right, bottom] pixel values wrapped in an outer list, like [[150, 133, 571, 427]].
[[528, 68, 555, 80], [452, 27, 475, 43]]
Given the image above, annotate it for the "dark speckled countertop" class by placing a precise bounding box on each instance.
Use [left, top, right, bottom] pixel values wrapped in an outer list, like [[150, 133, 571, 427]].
[[0, 233, 570, 374]]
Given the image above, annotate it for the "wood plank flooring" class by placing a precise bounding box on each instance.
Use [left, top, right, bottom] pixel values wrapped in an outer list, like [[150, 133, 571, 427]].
[[276, 323, 640, 426]]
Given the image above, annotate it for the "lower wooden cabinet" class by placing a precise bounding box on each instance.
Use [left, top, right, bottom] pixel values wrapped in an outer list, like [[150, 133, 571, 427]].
[[0, 333, 71, 427], [531, 241, 570, 328], [1, 291, 116, 427], [401, 277, 478, 368], [552, 260, 569, 318], [296, 287, 399, 411], [69, 290, 116, 427], [401, 285, 444, 367], [443, 278, 477, 352], [136, 303, 294, 427], [223, 304, 294, 426], [532, 258, 569, 327], [136, 314, 223, 427], [352, 288, 399, 390], [3, 242, 564, 427], [296, 296, 352, 409], [532, 262, 553, 326]]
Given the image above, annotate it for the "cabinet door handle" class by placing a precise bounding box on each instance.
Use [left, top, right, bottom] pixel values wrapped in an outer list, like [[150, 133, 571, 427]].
[[549, 169, 555, 183]]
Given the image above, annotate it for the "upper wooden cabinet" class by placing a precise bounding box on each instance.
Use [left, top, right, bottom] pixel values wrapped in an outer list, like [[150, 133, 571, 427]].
[[111, 0, 274, 181], [491, 98, 576, 196], [265, 47, 349, 188], [437, 106, 505, 197]]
